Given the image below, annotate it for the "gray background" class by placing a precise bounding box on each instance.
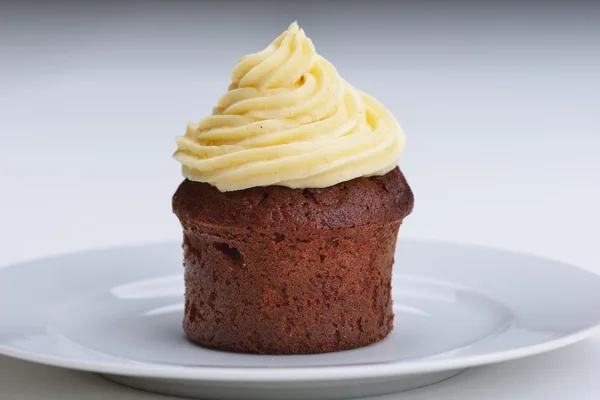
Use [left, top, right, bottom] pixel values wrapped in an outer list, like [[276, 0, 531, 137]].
[[1, 1, 600, 399]]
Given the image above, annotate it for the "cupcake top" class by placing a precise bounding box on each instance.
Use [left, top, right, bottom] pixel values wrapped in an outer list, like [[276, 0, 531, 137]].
[[174, 22, 405, 192]]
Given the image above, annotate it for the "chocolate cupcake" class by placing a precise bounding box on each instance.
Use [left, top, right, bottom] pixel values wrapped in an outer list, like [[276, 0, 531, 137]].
[[173, 22, 413, 354]]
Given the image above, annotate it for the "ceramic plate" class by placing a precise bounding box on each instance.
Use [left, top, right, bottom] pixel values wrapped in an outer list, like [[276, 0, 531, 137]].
[[1, 240, 600, 400]]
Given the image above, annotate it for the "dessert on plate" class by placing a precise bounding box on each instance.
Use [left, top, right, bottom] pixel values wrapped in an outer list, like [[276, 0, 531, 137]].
[[172, 22, 413, 354]]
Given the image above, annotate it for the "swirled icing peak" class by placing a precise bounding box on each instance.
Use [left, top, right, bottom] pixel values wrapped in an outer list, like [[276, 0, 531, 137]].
[[174, 22, 405, 192]]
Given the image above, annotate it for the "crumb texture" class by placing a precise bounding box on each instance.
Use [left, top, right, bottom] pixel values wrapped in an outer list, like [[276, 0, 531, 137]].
[[174, 167, 413, 354]]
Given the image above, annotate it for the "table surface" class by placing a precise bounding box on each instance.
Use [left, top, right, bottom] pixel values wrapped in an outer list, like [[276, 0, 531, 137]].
[[1, 1, 599, 399]]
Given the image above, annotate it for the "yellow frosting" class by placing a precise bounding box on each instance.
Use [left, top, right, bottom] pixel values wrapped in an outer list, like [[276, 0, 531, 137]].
[[174, 22, 405, 192]]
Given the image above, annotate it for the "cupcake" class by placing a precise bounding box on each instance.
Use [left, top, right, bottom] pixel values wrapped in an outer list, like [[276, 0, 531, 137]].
[[173, 22, 413, 354]]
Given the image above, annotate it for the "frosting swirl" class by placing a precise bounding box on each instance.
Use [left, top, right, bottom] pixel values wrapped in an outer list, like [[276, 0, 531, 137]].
[[174, 22, 405, 192]]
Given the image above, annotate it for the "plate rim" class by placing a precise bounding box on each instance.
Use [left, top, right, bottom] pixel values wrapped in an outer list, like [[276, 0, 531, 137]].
[[2, 239, 600, 382]]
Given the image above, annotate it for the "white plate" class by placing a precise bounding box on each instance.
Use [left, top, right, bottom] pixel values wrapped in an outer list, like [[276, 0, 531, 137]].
[[1, 240, 600, 400]]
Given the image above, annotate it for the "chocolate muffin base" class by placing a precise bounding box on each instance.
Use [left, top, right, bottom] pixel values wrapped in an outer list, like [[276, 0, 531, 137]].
[[174, 168, 413, 355], [182, 221, 401, 354]]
